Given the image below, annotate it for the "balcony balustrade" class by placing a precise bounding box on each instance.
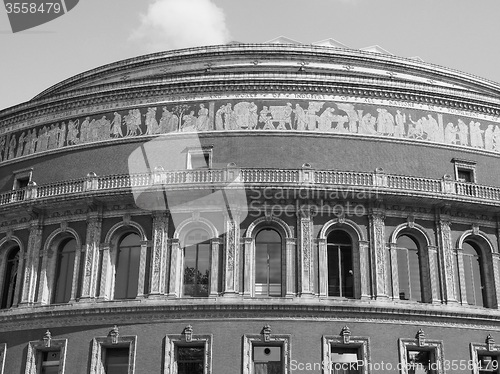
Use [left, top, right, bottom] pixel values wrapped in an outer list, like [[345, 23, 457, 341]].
[[1, 168, 499, 207]]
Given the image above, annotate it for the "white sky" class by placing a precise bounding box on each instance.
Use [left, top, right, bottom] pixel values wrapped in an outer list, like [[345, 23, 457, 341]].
[[1, 0, 500, 111]]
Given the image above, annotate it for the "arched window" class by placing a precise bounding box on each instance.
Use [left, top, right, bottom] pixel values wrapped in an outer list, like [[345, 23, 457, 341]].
[[53, 238, 76, 304], [462, 241, 485, 307], [396, 235, 421, 302], [255, 229, 282, 297], [183, 229, 210, 297], [327, 230, 354, 298], [1, 247, 20, 309], [114, 233, 141, 299]]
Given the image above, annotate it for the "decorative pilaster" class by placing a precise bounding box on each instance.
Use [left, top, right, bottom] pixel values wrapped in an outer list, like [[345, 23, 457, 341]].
[[285, 237, 296, 297], [70, 245, 82, 301], [20, 217, 43, 305], [150, 212, 168, 295], [36, 248, 50, 304], [369, 209, 388, 298], [98, 244, 111, 300], [298, 211, 314, 297], [210, 239, 220, 297], [80, 214, 102, 299], [389, 242, 399, 300], [223, 215, 240, 296], [435, 215, 457, 303], [317, 238, 327, 297], [359, 240, 371, 299], [427, 245, 442, 303], [491, 252, 500, 309], [168, 239, 181, 297], [243, 237, 254, 297], [137, 240, 149, 297]]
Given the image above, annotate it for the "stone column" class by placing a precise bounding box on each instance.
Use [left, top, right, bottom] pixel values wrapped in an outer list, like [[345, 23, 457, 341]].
[[168, 239, 181, 297], [359, 240, 371, 299], [369, 209, 389, 299], [210, 239, 220, 297], [20, 218, 43, 305], [243, 237, 254, 297], [297, 211, 314, 297], [150, 212, 168, 296], [223, 216, 240, 296], [80, 214, 102, 299], [317, 238, 328, 297], [435, 216, 458, 304]]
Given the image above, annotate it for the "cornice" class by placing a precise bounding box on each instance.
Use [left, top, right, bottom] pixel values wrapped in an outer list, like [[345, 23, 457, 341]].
[[2, 73, 500, 130], [1, 300, 500, 332]]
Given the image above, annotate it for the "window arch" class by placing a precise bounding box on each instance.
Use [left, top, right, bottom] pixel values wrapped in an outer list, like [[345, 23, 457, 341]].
[[114, 233, 141, 299], [462, 240, 485, 307], [255, 228, 282, 297], [327, 230, 354, 298], [1, 246, 20, 309], [52, 238, 77, 304], [396, 235, 422, 302], [182, 229, 211, 297]]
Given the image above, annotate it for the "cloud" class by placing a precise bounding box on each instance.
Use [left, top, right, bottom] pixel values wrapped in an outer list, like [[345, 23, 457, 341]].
[[130, 0, 231, 52]]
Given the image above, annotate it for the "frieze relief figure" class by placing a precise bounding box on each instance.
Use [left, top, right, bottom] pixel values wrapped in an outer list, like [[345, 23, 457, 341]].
[[2, 99, 500, 164]]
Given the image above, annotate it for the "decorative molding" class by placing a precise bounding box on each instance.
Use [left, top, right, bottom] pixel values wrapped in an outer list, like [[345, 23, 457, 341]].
[[25, 331, 67, 374], [164, 327, 212, 374], [398, 329, 445, 374]]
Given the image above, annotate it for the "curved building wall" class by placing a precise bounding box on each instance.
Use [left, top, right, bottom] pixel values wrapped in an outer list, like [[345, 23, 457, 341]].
[[1, 44, 500, 374]]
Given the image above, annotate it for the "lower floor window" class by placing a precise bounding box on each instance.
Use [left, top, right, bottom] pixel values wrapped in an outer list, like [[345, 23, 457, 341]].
[[105, 347, 130, 374], [398, 331, 443, 374], [177, 346, 205, 374], [478, 354, 499, 374], [253, 346, 282, 374], [330, 347, 361, 374], [40, 351, 61, 374], [406, 349, 433, 374]]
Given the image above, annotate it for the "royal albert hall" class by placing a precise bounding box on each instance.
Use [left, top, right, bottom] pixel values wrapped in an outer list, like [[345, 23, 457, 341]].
[[1, 37, 500, 374]]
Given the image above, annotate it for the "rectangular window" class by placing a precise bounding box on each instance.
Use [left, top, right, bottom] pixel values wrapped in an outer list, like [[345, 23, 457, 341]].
[[478, 354, 499, 374], [452, 158, 476, 183], [253, 346, 282, 374], [243, 330, 290, 374], [165, 331, 212, 374], [186, 147, 213, 170], [331, 347, 361, 374], [105, 347, 130, 374], [12, 167, 33, 190], [25, 336, 67, 374], [89, 330, 136, 374], [399, 335, 444, 374], [177, 346, 204, 374]]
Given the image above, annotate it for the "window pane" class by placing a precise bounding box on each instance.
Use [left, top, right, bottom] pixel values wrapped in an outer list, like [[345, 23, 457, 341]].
[[190, 153, 209, 169], [255, 229, 282, 297], [463, 242, 484, 306], [178, 346, 204, 374], [105, 347, 129, 374], [397, 235, 421, 301], [478, 354, 499, 373], [53, 239, 76, 304], [327, 231, 353, 298], [331, 347, 360, 374], [183, 231, 210, 297], [114, 233, 141, 299], [1, 247, 20, 309], [407, 350, 431, 374]]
